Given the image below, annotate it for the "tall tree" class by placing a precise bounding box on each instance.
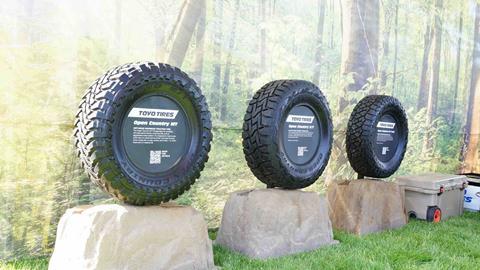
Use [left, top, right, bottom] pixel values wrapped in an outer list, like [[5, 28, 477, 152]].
[[114, 0, 122, 62], [426, 0, 443, 126], [417, 19, 433, 111], [22, 0, 35, 44], [329, 0, 335, 49], [166, 0, 204, 67], [339, 0, 344, 37], [461, 3, 480, 173], [380, 2, 392, 87], [328, 0, 379, 183], [211, 0, 223, 116], [47, 151, 73, 247], [191, 0, 206, 86], [451, 11, 463, 125], [220, 0, 240, 122], [260, 0, 267, 72], [135, 0, 170, 61], [312, 0, 326, 85], [73, 9, 95, 207], [339, 0, 379, 110], [391, 0, 399, 95], [153, 1, 166, 61]]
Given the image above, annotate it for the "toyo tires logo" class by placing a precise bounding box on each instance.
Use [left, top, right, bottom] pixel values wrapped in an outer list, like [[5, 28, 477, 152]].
[[128, 108, 179, 119], [286, 114, 315, 124], [377, 121, 396, 129]]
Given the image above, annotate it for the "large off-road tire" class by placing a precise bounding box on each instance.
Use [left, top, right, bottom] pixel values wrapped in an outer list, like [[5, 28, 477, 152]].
[[346, 95, 408, 178], [242, 80, 333, 189], [74, 62, 212, 205]]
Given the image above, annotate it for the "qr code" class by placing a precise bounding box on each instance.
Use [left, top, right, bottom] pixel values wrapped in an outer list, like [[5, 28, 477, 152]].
[[149, 150, 162, 164], [297, 146, 308, 157]]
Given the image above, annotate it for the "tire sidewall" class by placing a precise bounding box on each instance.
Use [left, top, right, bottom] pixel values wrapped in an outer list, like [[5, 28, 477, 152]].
[[109, 73, 204, 190], [367, 102, 408, 176], [275, 87, 333, 181]]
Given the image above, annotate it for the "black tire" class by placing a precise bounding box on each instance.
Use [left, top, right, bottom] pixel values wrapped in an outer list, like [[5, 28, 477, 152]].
[[74, 62, 212, 205], [346, 95, 408, 178], [426, 206, 442, 223], [242, 80, 333, 189]]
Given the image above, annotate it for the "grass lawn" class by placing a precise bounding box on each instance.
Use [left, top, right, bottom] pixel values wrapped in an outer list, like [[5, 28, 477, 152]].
[[2, 212, 479, 269]]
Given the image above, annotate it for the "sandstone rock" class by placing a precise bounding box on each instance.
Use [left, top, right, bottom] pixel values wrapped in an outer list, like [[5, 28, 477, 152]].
[[216, 189, 337, 259], [327, 179, 407, 235], [49, 203, 215, 270]]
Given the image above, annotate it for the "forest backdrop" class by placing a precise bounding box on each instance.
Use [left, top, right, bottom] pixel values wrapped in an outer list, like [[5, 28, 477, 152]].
[[0, 0, 479, 260]]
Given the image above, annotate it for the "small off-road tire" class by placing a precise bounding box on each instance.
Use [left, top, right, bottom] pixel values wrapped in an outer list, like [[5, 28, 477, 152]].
[[346, 95, 408, 178], [426, 206, 442, 223], [242, 80, 333, 189], [74, 62, 212, 205]]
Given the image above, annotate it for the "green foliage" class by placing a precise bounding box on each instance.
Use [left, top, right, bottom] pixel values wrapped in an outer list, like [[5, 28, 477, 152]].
[[0, 257, 48, 270], [398, 110, 463, 175], [185, 128, 262, 225]]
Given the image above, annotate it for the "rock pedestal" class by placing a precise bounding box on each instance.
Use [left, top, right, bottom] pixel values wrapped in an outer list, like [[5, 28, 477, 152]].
[[216, 189, 337, 259], [49, 204, 215, 270], [327, 180, 407, 235]]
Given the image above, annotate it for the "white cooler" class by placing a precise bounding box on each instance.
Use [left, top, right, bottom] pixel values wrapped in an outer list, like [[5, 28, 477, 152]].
[[396, 173, 468, 222], [464, 174, 480, 211]]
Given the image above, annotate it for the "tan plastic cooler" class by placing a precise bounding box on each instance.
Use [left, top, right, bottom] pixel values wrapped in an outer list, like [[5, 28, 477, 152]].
[[396, 173, 468, 222]]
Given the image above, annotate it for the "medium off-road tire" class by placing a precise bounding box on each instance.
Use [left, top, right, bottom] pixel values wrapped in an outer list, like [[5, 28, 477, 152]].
[[242, 80, 333, 189], [74, 62, 212, 205], [346, 95, 408, 178]]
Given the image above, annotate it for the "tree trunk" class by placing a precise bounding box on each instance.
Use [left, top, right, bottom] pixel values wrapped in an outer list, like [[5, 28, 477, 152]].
[[166, 0, 204, 67], [220, 0, 240, 122], [426, 0, 443, 125], [260, 0, 267, 72], [155, 27, 166, 61], [211, 0, 223, 117], [329, 0, 335, 48], [5, 207, 15, 258], [312, 0, 326, 86], [338, 0, 344, 38], [47, 152, 73, 247], [391, 0, 399, 95], [191, 0, 206, 86], [451, 12, 463, 125], [380, 3, 391, 87], [461, 3, 480, 173], [423, 0, 443, 152], [77, 176, 90, 205], [154, 1, 169, 61], [23, 0, 35, 44], [164, 1, 187, 59], [328, 0, 379, 183], [114, 0, 122, 61], [339, 0, 379, 111], [417, 21, 433, 111]]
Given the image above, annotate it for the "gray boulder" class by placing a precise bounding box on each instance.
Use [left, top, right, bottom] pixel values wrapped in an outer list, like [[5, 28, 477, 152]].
[[216, 189, 337, 259], [49, 203, 215, 270], [327, 179, 407, 235]]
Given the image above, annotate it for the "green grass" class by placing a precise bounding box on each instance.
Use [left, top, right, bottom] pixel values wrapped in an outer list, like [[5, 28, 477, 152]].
[[2, 212, 479, 270]]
